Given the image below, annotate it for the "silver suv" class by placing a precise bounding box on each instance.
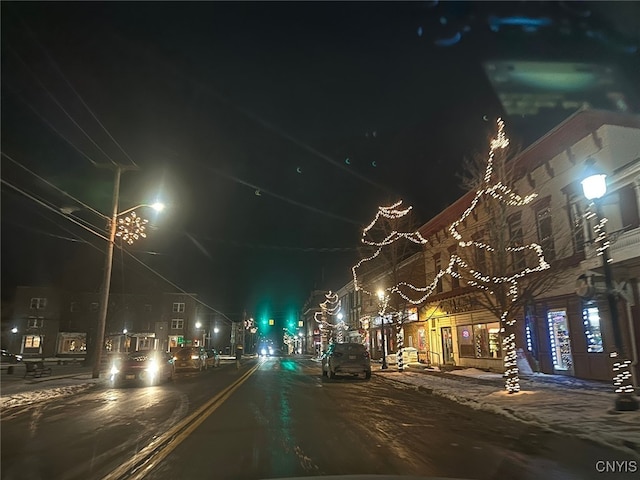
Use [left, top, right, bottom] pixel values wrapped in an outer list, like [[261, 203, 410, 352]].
[[322, 342, 371, 380]]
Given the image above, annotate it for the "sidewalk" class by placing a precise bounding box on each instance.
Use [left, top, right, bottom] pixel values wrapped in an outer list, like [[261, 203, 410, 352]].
[[1, 362, 103, 411], [374, 364, 640, 459]]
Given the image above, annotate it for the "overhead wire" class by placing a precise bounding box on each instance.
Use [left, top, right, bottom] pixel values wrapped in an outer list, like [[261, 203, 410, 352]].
[[2, 152, 108, 219], [203, 163, 364, 226], [7, 45, 119, 166], [1, 179, 109, 242], [16, 16, 139, 168], [3, 83, 104, 168]]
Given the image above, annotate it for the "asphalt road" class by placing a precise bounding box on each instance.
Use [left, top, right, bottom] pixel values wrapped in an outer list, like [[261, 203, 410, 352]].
[[1, 356, 637, 480]]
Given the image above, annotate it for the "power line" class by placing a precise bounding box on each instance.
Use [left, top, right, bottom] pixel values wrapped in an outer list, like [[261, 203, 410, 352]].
[[2, 152, 108, 219], [7, 45, 119, 166], [196, 234, 357, 252], [1, 179, 108, 241], [3, 83, 103, 167], [17, 17, 139, 168], [203, 163, 364, 226], [122, 249, 234, 325]]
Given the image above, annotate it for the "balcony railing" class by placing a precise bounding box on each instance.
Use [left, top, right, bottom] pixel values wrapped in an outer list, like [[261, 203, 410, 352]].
[[584, 226, 640, 266]]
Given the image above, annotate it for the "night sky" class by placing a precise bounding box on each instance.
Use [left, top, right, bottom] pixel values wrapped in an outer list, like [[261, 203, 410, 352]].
[[2, 2, 639, 322]]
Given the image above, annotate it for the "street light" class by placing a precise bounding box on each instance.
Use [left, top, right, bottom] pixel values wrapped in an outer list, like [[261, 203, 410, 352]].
[[581, 163, 638, 411], [377, 290, 388, 370], [195, 321, 205, 348], [92, 168, 165, 378]]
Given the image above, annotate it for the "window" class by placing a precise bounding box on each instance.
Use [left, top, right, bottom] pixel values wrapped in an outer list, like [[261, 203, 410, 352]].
[[27, 317, 44, 328], [434, 254, 443, 293], [138, 337, 152, 350], [568, 195, 586, 255], [508, 213, 526, 271], [535, 205, 555, 261], [90, 302, 99, 312], [145, 304, 152, 312], [458, 323, 501, 358], [472, 231, 487, 275], [449, 247, 459, 290], [173, 302, 185, 313], [30, 297, 47, 309], [70, 302, 78, 313], [24, 335, 41, 348], [582, 302, 603, 353], [171, 319, 184, 329]]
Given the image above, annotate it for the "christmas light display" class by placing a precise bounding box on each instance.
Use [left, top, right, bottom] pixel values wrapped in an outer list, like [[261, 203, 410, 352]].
[[314, 291, 341, 350], [352, 200, 428, 371], [396, 119, 550, 393], [116, 211, 149, 245]]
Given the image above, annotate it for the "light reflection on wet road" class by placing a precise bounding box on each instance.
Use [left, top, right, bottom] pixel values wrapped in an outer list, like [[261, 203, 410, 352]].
[[1, 357, 637, 480], [145, 357, 636, 480]]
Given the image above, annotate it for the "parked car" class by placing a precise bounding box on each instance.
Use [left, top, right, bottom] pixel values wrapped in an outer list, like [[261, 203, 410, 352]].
[[205, 349, 221, 368], [1, 349, 22, 364], [109, 351, 174, 386], [173, 347, 207, 371], [322, 342, 371, 380]]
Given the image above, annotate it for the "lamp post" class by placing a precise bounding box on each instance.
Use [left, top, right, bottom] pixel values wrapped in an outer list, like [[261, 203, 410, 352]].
[[91, 165, 164, 378], [377, 290, 388, 370], [581, 165, 638, 411]]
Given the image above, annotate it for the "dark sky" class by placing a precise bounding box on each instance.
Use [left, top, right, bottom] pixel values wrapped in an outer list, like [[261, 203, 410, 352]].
[[2, 2, 639, 322]]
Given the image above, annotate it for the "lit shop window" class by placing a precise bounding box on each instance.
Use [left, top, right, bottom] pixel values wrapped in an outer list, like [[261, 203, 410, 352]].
[[583, 302, 603, 353], [458, 323, 501, 358]]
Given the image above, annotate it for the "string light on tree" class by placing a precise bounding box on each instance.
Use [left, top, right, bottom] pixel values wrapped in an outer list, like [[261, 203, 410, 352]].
[[352, 200, 428, 371], [396, 118, 550, 393], [314, 291, 341, 350], [116, 211, 149, 245]]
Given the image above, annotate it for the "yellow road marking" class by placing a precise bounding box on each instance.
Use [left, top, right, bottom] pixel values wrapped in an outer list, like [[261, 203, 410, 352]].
[[102, 360, 262, 480]]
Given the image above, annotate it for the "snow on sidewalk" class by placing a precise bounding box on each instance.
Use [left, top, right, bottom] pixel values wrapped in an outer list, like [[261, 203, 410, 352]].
[[375, 368, 640, 459]]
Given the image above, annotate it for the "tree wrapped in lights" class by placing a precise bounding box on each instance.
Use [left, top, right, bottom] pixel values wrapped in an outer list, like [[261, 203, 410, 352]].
[[352, 200, 428, 371], [116, 211, 148, 245], [314, 291, 341, 352], [398, 119, 573, 393]]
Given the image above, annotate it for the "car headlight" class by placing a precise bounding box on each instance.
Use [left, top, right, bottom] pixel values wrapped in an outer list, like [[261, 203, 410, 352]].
[[146, 360, 159, 374], [191, 355, 200, 360], [260, 348, 267, 356]]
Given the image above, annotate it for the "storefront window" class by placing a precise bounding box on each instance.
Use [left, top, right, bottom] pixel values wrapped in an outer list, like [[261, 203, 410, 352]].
[[458, 323, 501, 359], [457, 325, 474, 357], [547, 308, 573, 371], [582, 302, 603, 353]]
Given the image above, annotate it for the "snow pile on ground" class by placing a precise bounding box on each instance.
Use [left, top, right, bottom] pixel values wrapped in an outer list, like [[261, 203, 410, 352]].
[[378, 369, 640, 458], [1, 381, 99, 410]]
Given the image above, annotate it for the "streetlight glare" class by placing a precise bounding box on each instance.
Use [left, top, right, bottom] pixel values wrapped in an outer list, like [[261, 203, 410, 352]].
[[196, 321, 202, 329], [377, 290, 385, 301], [581, 173, 607, 200], [151, 202, 165, 212]]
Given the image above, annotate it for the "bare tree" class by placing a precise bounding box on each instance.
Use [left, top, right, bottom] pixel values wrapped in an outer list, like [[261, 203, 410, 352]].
[[447, 119, 575, 393], [352, 200, 427, 370]]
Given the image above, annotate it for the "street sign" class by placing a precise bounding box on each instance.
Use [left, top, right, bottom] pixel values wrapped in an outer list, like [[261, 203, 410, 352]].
[[177, 336, 184, 344]]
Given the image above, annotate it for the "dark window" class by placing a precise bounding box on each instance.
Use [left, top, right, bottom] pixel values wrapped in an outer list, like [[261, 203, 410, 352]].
[[536, 206, 556, 261], [434, 254, 443, 293], [508, 213, 526, 271]]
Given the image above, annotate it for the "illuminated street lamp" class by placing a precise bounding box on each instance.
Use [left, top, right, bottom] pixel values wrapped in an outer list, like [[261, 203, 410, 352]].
[[581, 163, 638, 411], [377, 290, 388, 370], [92, 168, 165, 379]]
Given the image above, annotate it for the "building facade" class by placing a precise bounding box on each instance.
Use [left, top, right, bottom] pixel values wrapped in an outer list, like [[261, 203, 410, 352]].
[[418, 109, 640, 383], [4, 287, 226, 359]]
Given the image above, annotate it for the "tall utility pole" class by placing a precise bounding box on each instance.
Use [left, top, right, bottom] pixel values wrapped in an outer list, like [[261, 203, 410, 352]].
[[92, 164, 138, 379]]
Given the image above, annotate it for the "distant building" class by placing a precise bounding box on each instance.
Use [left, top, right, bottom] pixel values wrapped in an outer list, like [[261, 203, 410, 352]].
[[3, 287, 225, 358]]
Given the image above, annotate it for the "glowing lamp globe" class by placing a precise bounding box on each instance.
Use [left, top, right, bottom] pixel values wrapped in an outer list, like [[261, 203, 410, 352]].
[[581, 171, 607, 201]]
